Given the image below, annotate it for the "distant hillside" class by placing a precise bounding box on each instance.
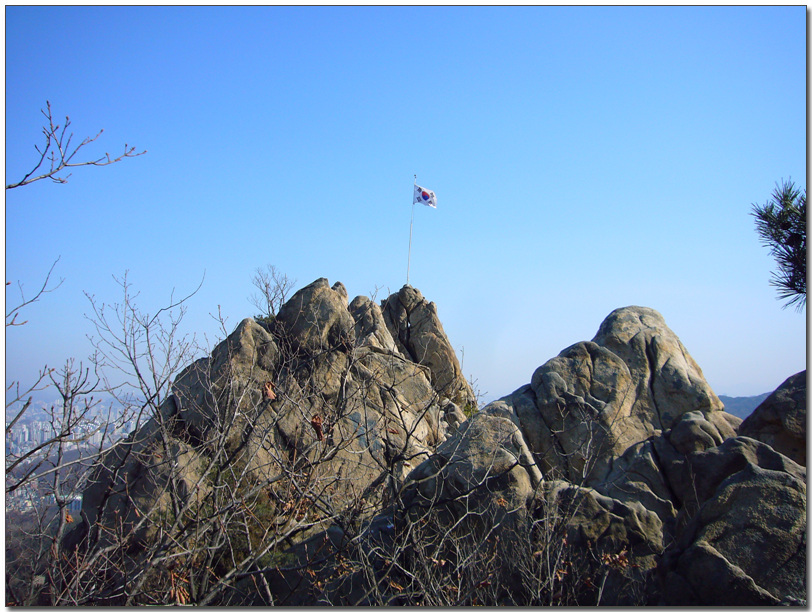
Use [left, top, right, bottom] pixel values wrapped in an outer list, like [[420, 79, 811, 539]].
[[718, 392, 771, 419]]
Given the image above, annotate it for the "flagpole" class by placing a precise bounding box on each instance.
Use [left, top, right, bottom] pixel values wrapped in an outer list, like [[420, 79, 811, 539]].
[[407, 174, 416, 285]]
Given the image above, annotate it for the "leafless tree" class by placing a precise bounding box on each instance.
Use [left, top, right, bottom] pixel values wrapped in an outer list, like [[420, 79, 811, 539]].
[[6, 258, 64, 329], [249, 264, 296, 320], [84, 271, 203, 420], [5, 359, 107, 605], [5, 258, 65, 450], [6, 98, 147, 503], [5, 272, 203, 605], [5, 101, 149, 604]]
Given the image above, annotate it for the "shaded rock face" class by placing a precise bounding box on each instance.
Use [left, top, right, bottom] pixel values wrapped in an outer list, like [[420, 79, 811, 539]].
[[659, 437, 806, 605], [593, 409, 742, 525], [79, 410, 208, 551], [739, 370, 806, 466], [579, 408, 806, 606], [172, 317, 279, 448], [535, 480, 665, 604], [381, 285, 476, 409]]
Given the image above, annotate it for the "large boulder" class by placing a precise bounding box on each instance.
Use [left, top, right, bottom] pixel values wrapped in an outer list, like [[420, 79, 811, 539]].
[[381, 285, 476, 409], [739, 370, 806, 466], [530, 340, 638, 483], [487, 306, 725, 486], [659, 437, 806, 605], [591, 307, 723, 430], [466, 306, 806, 605], [274, 278, 356, 355], [401, 413, 541, 522]]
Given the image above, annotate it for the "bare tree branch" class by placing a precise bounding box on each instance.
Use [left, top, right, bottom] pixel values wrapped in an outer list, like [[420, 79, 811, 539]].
[[6, 258, 64, 328], [6, 101, 146, 190], [249, 264, 296, 320]]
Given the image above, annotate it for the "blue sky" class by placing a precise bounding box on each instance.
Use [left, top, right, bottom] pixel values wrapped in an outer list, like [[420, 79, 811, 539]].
[[5, 6, 807, 406]]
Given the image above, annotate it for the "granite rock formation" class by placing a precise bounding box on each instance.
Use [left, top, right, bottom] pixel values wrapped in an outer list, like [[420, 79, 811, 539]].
[[64, 292, 804, 606], [65, 279, 474, 603]]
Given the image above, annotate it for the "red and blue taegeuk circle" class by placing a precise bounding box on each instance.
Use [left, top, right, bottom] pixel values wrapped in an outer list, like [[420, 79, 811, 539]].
[[421, 190, 430, 201]]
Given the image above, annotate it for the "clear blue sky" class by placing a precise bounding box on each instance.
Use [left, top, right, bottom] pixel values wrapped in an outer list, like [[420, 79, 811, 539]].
[[5, 6, 807, 406]]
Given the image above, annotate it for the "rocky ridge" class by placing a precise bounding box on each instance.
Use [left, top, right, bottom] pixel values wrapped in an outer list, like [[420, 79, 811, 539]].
[[65, 282, 805, 606]]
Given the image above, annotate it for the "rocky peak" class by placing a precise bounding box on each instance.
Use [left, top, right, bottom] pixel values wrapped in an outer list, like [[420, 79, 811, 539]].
[[381, 285, 476, 409], [69, 278, 472, 567], [592, 306, 723, 429], [274, 277, 356, 355]]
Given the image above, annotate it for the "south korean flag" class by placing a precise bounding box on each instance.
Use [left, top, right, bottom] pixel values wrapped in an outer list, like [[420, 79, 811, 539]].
[[413, 184, 437, 208]]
